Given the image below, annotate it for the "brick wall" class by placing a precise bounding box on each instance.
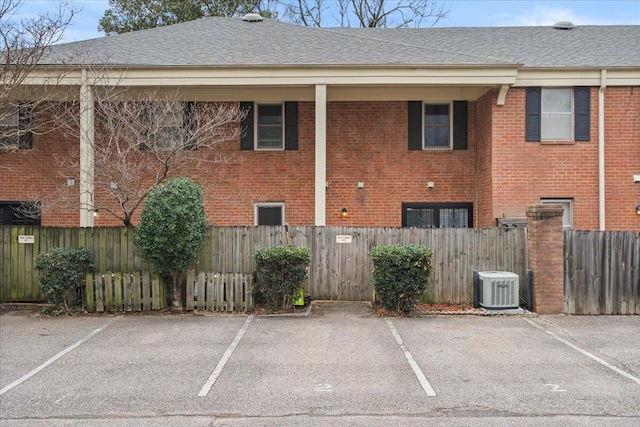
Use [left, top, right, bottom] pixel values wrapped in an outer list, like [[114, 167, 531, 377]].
[[603, 87, 640, 230], [490, 87, 600, 229], [2, 90, 637, 229]]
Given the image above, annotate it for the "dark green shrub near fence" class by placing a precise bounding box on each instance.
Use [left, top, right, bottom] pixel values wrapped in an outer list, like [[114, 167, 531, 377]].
[[371, 244, 432, 313], [35, 247, 94, 314], [253, 246, 311, 311]]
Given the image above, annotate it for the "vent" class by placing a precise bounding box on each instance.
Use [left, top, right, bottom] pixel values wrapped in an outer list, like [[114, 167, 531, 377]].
[[242, 13, 264, 22], [553, 21, 575, 30], [478, 271, 519, 309]]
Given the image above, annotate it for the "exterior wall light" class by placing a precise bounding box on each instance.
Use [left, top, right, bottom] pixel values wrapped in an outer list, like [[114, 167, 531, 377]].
[[341, 207, 348, 218], [93, 209, 99, 217], [636, 205, 640, 215]]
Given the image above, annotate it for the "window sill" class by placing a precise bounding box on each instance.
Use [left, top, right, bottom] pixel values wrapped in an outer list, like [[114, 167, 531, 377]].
[[540, 140, 576, 145]]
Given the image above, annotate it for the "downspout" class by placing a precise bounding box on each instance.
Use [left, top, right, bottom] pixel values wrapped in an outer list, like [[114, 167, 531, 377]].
[[598, 70, 606, 230]]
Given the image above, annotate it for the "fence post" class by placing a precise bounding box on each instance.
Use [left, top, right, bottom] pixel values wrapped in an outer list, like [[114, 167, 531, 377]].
[[526, 204, 564, 314]]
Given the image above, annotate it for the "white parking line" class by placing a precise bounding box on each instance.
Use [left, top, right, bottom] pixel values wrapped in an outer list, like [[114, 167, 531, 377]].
[[385, 318, 436, 397], [0, 316, 122, 396], [524, 318, 640, 386], [198, 315, 254, 397]]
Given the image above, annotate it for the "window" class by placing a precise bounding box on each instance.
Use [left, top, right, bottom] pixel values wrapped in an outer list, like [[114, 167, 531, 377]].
[[541, 198, 573, 230], [240, 101, 298, 151], [526, 87, 590, 142], [0, 201, 41, 226], [255, 203, 284, 225], [542, 88, 573, 140], [408, 101, 467, 150], [402, 203, 473, 228], [0, 103, 32, 150], [139, 102, 196, 150], [256, 103, 284, 149], [424, 104, 451, 148]]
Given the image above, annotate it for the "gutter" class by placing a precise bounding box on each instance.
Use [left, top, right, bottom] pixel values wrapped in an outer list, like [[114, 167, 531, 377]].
[[599, 69, 606, 230]]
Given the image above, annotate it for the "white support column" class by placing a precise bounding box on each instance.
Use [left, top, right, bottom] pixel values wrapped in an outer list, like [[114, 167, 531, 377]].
[[79, 69, 95, 227], [314, 84, 327, 226]]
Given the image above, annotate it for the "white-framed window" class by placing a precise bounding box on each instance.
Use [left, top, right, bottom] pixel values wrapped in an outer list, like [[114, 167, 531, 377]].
[[423, 102, 452, 149], [255, 202, 284, 225], [541, 198, 573, 230], [541, 88, 573, 140], [256, 103, 284, 150], [154, 104, 184, 150], [139, 102, 197, 150]]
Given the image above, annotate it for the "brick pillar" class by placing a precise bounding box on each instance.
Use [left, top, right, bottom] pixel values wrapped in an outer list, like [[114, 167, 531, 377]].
[[526, 204, 564, 314]]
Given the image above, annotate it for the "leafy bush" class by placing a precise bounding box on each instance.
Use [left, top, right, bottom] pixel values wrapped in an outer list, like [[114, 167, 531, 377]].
[[35, 247, 94, 314], [370, 244, 432, 313], [253, 246, 311, 311], [135, 177, 208, 309]]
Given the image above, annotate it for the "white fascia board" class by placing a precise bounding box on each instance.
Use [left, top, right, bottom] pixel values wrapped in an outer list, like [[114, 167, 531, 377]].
[[23, 66, 519, 87], [514, 68, 640, 87]]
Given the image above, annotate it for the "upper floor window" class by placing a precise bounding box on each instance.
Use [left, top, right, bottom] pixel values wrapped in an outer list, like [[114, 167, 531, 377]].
[[257, 103, 284, 150], [542, 88, 573, 140], [408, 101, 467, 151], [424, 103, 451, 149], [240, 101, 298, 151], [139, 101, 197, 150], [0, 103, 32, 150], [526, 87, 590, 142]]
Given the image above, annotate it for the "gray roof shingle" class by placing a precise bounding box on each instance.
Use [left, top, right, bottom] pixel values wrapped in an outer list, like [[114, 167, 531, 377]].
[[41, 17, 640, 68]]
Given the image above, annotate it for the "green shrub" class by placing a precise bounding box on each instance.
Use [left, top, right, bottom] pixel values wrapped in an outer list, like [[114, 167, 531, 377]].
[[35, 247, 94, 314], [135, 177, 208, 310], [253, 246, 311, 311], [370, 244, 432, 313]]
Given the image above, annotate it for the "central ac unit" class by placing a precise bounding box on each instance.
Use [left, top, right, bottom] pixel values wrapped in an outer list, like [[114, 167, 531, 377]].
[[478, 271, 519, 309]]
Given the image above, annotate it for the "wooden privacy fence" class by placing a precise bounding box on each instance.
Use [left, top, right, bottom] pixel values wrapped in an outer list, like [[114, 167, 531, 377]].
[[564, 231, 640, 315], [84, 272, 165, 312], [185, 271, 253, 312], [1, 225, 527, 305]]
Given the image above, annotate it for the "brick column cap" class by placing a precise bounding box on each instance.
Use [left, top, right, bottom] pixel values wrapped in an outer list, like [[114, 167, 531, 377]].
[[526, 204, 564, 220]]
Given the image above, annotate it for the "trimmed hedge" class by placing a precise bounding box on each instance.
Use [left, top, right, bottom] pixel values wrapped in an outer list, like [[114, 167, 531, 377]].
[[371, 244, 432, 313], [253, 246, 311, 311], [35, 247, 94, 314]]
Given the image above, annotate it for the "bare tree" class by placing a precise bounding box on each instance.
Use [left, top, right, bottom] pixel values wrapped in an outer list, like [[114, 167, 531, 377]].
[[49, 82, 245, 226], [279, 0, 447, 28], [0, 0, 77, 152]]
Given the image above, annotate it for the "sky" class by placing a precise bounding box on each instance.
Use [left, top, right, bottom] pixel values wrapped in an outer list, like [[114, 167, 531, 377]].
[[17, 0, 640, 44]]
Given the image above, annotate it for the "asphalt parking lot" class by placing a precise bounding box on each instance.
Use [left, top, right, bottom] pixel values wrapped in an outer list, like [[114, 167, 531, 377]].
[[1, 303, 639, 426]]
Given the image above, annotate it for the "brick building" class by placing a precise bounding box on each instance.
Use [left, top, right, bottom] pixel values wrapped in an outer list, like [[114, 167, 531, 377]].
[[1, 17, 639, 230]]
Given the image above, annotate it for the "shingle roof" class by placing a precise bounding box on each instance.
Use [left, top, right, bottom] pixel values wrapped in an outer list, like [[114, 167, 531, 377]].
[[41, 17, 640, 68]]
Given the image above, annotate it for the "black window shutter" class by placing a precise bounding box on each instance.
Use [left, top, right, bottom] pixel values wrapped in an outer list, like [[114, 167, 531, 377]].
[[240, 102, 254, 150], [18, 103, 33, 149], [526, 87, 542, 142], [574, 87, 590, 141], [138, 101, 152, 150], [284, 101, 298, 150], [183, 102, 198, 150], [408, 101, 422, 150], [453, 101, 468, 150]]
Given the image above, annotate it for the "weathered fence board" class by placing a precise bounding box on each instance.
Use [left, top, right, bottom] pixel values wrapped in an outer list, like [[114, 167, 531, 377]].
[[564, 231, 640, 315], [185, 271, 253, 312], [85, 272, 163, 312]]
